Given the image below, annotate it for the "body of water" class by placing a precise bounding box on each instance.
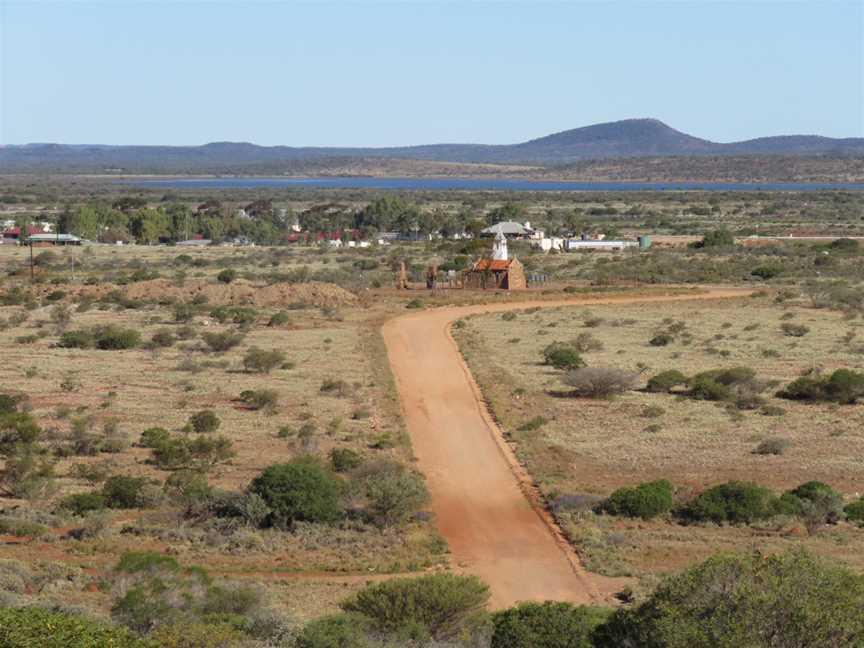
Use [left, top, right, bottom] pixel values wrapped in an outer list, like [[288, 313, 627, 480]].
[[128, 177, 864, 192]]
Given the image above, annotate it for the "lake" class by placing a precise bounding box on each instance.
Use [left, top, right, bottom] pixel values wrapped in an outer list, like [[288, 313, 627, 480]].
[[127, 177, 864, 192]]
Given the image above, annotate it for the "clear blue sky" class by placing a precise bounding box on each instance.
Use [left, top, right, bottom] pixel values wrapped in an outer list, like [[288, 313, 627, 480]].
[[1, 1, 862, 146]]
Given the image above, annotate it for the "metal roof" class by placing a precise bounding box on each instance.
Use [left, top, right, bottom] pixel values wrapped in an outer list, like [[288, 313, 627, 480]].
[[481, 221, 533, 236]]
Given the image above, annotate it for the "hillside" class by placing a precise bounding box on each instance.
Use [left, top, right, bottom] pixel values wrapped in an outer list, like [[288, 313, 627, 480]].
[[2, 118, 863, 173]]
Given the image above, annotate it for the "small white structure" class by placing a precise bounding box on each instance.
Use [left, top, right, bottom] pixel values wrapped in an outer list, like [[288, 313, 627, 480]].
[[328, 239, 343, 248], [566, 239, 638, 252], [535, 237, 565, 253], [492, 231, 509, 261], [482, 221, 534, 238]]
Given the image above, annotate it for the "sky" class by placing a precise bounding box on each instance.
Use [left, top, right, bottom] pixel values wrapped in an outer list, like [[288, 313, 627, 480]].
[[0, 0, 862, 146]]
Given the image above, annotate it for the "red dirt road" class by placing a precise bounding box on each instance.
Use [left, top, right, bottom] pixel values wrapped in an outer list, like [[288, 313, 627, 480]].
[[382, 288, 751, 608]]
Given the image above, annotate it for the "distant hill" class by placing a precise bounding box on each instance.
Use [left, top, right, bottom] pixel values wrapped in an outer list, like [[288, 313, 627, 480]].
[[2, 118, 863, 173]]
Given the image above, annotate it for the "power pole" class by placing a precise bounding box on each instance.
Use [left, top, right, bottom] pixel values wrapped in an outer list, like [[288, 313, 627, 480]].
[[29, 241, 34, 282]]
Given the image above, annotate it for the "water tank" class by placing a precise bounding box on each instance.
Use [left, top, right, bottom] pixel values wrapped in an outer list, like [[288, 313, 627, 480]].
[[638, 235, 652, 250]]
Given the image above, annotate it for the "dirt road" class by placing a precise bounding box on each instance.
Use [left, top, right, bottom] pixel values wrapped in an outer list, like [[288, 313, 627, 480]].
[[382, 288, 751, 608]]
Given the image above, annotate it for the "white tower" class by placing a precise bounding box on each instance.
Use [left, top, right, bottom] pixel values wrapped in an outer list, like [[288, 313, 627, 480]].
[[492, 230, 508, 261]]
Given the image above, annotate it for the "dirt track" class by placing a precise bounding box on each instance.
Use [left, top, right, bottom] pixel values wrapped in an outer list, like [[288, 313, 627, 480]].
[[382, 288, 751, 608]]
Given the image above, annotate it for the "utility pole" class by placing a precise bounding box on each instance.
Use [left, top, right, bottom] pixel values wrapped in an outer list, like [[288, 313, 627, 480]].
[[29, 241, 34, 282]]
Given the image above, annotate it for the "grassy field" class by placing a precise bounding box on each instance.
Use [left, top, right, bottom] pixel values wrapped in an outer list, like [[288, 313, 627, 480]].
[[454, 294, 864, 584]]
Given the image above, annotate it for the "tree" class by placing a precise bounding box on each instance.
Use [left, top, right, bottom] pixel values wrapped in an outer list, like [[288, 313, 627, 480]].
[[594, 550, 864, 648], [694, 228, 735, 249]]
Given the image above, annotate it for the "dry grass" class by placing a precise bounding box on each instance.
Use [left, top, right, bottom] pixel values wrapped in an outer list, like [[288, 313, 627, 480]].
[[455, 294, 864, 579]]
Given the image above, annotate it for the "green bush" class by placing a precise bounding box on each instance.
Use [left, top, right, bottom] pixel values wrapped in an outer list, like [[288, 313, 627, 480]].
[[151, 434, 234, 472], [341, 573, 490, 642], [844, 498, 864, 523], [59, 491, 106, 516], [58, 326, 141, 350], [115, 550, 181, 574], [649, 333, 673, 347], [542, 343, 585, 370], [781, 322, 810, 337], [268, 311, 290, 327], [239, 389, 279, 412], [102, 475, 152, 509], [217, 268, 237, 283], [330, 447, 363, 473], [250, 458, 342, 527], [150, 329, 176, 348], [688, 376, 731, 401], [678, 481, 777, 524], [517, 416, 548, 432], [358, 461, 429, 527], [0, 607, 151, 648], [151, 622, 246, 648], [778, 481, 844, 530], [140, 426, 171, 448], [243, 347, 286, 374], [0, 517, 48, 538], [693, 228, 735, 248], [778, 369, 864, 404], [603, 480, 674, 520], [202, 331, 244, 352], [296, 613, 375, 648], [189, 410, 221, 433], [209, 305, 257, 325], [491, 601, 612, 648], [646, 369, 687, 393], [594, 550, 864, 648]]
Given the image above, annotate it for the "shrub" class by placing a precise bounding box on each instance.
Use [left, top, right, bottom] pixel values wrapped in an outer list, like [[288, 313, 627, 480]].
[[150, 329, 176, 348], [687, 376, 731, 401], [189, 410, 221, 433], [779, 481, 843, 531], [243, 347, 286, 374], [296, 613, 374, 648], [239, 389, 279, 412], [693, 228, 734, 248], [320, 378, 352, 397], [646, 369, 687, 393], [542, 343, 585, 370], [0, 517, 47, 538], [250, 458, 342, 527], [115, 550, 181, 574], [217, 268, 237, 283], [358, 461, 429, 527], [0, 607, 150, 648], [202, 331, 244, 352], [594, 550, 864, 648], [151, 434, 234, 472], [164, 470, 212, 506], [174, 303, 196, 323], [778, 369, 864, 404], [781, 322, 810, 337], [341, 573, 490, 641], [603, 480, 673, 520], [209, 305, 257, 325], [572, 332, 604, 352], [102, 475, 153, 509], [59, 491, 106, 516], [844, 498, 864, 523], [517, 416, 548, 432], [678, 481, 777, 524], [649, 333, 673, 347], [59, 326, 141, 350], [208, 491, 271, 528], [140, 426, 171, 448], [151, 622, 246, 648], [564, 367, 638, 398], [268, 311, 290, 327], [491, 601, 612, 648], [330, 447, 363, 473], [753, 437, 791, 455]]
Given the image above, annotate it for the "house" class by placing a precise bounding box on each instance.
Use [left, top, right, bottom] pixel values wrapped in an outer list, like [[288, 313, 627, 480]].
[[2, 225, 47, 245], [26, 232, 82, 246], [464, 232, 527, 290], [481, 221, 534, 239]]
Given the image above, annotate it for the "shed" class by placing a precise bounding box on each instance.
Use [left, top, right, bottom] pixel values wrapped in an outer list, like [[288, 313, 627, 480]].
[[464, 258, 527, 290]]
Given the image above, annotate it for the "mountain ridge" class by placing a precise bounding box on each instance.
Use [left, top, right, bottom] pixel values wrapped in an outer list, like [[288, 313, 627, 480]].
[[2, 118, 863, 173]]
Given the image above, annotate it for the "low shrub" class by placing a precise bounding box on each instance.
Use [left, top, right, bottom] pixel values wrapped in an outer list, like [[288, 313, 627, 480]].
[[320, 378, 352, 397], [217, 268, 237, 283], [778, 369, 864, 404], [140, 426, 171, 448], [753, 437, 791, 455], [202, 331, 244, 353], [517, 416, 548, 432], [243, 347, 286, 374], [58, 326, 141, 350], [491, 601, 612, 648], [781, 322, 810, 337], [239, 389, 279, 412], [844, 498, 864, 523], [151, 434, 235, 472], [296, 613, 374, 648], [603, 480, 673, 520], [330, 447, 363, 473], [102, 475, 154, 509], [268, 310, 290, 327], [250, 458, 343, 527], [341, 573, 490, 642], [564, 367, 639, 398], [0, 607, 150, 648], [542, 342, 585, 370], [646, 369, 687, 393], [649, 333, 673, 347], [678, 481, 777, 524], [188, 410, 221, 433], [59, 492, 106, 516], [356, 460, 429, 527]]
